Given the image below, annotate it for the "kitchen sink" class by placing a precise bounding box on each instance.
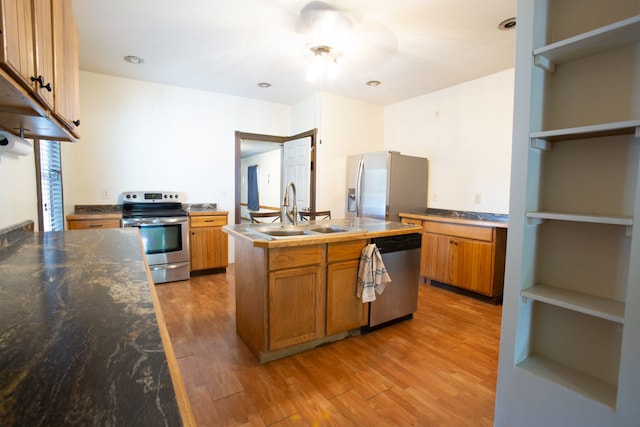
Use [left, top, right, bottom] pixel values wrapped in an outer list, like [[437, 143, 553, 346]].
[[255, 228, 311, 237], [250, 223, 363, 240], [309, 226, 347, 234]]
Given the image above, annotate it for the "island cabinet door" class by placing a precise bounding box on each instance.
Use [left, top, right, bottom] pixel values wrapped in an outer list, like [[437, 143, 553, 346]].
[[268, 265, 325, 351], [326, 259, 368, 335], [326, 240, 368, 335]]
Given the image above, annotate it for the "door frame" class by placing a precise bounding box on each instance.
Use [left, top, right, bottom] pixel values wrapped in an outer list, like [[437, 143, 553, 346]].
[[234, 129, 317, 224]]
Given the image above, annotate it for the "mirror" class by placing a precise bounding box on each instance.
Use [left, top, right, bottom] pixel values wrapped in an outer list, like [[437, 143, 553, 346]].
[[234, 130, 317, 224]]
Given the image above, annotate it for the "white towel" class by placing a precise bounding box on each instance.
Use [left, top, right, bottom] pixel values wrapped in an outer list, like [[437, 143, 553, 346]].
[[357, 243, 392, 303]]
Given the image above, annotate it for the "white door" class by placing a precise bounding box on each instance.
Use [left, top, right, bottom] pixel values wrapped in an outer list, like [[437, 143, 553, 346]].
[[282, 137, 311, 222]]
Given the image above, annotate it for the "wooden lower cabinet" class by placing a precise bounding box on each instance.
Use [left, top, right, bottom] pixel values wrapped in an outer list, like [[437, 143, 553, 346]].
[[421, 220, 507, 298], [234, 238, 369, 363], [326, 240, 368, 335], [268, 265, 325, 351], [189, 213, 228, 272]]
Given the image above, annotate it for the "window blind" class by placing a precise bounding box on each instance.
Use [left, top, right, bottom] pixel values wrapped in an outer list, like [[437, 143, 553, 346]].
[[37, 140, 64, 231]]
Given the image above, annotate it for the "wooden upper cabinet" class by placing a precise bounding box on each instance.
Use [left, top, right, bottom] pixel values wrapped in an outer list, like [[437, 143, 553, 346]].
[[0, 0, 36, 88], [0, 0, 53, 109], [51, 0, 80, 136], [32, 0, 54, 110], [0, 0, 79, 141]]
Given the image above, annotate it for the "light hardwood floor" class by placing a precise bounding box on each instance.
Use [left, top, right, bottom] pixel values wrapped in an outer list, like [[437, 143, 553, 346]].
[[155, 265, 502, 426]]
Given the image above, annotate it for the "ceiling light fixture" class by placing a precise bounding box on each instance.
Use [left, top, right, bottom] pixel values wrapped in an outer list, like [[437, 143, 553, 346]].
[[306, 45, 339, 82], [299, 4, 353, 83], [257, 82, 272, 88], [124, 55, 144, 64], [366, 80, 382, 87]]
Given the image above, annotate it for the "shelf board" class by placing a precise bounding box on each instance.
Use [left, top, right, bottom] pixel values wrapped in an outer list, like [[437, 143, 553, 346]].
[[521, 283, 625, 324], [525, 211, 633, 226], [534, 15, 640, 70], [517, 354, 618, 409], [530, 120, 640, 142]]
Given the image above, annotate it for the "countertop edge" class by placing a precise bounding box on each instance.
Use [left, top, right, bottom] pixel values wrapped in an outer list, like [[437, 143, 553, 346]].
[[145, 256, 197, 427], [399, 212, 509, 229], [66, 210, 229, 220]]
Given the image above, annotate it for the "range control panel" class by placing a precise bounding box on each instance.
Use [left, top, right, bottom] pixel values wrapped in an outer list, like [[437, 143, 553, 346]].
[[121, 191, 184, 203]]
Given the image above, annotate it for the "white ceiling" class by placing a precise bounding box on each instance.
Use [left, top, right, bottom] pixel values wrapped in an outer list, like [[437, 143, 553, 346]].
[[72, 0, 517, 106]]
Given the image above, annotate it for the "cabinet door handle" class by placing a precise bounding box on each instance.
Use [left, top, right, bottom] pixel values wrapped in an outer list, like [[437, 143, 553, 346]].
[[31, 75, 44, 86], [89, 224, 103, 228], [30, 75, 52, 91]]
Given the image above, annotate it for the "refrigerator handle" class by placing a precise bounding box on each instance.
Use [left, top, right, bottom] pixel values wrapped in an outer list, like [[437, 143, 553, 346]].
[[355, 158, 364, 217]]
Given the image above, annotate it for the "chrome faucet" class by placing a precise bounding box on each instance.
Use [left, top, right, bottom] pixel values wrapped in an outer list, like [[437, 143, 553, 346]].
[[283, 181, 298, 225]]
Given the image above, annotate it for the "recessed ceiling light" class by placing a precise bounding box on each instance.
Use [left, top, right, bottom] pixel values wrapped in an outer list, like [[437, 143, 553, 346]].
[[498, 18, 516, 30], [366, 80, 382, 87], [257, 82, 272, 88], [124, 55, 144, 64]]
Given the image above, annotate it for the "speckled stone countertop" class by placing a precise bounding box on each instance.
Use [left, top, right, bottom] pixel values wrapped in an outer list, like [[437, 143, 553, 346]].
[[400, 208, 509, 228], [0, 228, 186, 426], [223, 217, 422, 248], [67, 203, 223, 220]]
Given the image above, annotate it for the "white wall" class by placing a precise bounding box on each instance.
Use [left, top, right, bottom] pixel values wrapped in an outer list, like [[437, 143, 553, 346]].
[[315, 92, 385, 216], [385, 69, 515, 214], [69, 71, 291, 212], [66, 71, 292, 262], [0, 146, 38, 230]]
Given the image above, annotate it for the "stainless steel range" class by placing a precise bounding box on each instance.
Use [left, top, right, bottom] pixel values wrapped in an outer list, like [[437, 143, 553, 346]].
[[121, 191, 190, 284]]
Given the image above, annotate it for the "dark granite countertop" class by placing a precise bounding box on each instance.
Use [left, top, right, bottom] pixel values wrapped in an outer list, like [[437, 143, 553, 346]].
[[400, 208, 509, 228], [0, 228, 185, 426], [68, 203, 223, 218]]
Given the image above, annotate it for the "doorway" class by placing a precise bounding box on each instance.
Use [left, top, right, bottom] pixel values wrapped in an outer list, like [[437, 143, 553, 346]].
[[234, 129, 317, 224]]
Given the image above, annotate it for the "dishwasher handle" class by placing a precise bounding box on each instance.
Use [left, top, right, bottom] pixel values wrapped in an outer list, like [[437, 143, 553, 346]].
[[371, 233, 422, 253]]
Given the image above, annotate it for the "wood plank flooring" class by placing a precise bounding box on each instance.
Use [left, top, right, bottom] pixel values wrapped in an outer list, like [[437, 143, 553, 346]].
[[155, 266, 502, 426]]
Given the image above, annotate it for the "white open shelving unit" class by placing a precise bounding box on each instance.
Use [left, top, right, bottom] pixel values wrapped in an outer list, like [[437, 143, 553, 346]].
[[495, 1, 640, 425]]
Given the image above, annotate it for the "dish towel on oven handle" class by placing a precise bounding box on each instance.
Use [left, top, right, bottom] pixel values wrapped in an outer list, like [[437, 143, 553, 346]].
[[357, 243, 392, 303]]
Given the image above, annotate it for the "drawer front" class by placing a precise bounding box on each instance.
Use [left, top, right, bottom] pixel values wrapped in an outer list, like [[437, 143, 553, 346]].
[[67, 219, 121, 230], [424, 221, 493, 242], [327, 239, 367, 262], [269, 245, 325, 270], [190, 215, 227, 228], [401, 218, 422, 226]]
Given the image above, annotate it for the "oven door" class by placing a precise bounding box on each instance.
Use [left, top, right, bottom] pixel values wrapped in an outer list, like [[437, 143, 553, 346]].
[[122, 216, 190, 283]]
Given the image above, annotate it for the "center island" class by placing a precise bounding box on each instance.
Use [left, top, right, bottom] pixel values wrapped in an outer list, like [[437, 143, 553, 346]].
[[223, 217, 422, 363]]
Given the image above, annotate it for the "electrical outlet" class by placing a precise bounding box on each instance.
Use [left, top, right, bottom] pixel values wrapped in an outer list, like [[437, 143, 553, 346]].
[[101, 189, 111, 199], [474, 193, 482, 204]]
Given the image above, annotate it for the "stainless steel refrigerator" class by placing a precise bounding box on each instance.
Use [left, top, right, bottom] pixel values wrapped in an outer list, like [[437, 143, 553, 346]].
[[346, 151, 428, 328], [346, 151, 428, 221]]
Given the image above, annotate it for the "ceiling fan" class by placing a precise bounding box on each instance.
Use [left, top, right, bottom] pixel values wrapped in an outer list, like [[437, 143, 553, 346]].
[[294, 1, 398, 81]]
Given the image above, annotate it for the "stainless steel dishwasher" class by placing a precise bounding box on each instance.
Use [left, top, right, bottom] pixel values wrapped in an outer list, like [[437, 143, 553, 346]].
[[367, 233, 422, 328]]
